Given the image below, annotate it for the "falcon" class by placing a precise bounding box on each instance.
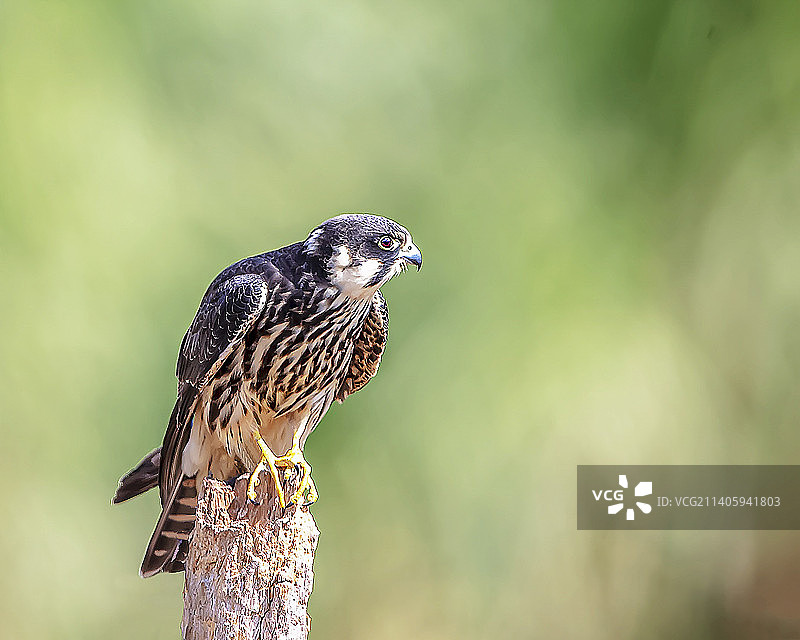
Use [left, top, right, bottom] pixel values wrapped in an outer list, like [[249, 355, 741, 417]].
[[113, 214, 422, 577]]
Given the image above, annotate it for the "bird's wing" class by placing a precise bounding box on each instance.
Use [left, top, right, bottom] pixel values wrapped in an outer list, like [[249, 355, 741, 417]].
[[336, 290, 389, 402], [160, 273, 269, 498], [176, 273, 270, 387]]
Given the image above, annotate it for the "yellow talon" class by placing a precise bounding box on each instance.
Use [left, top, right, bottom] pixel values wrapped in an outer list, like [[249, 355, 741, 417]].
[[248, 434, 286, 508], [274, 446, 318, 506], [270, 426, 318, 506], [247, 428, 318, 508]]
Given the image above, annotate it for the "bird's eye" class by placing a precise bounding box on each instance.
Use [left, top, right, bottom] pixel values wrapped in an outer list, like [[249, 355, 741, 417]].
[[378, 236, 395, 250]]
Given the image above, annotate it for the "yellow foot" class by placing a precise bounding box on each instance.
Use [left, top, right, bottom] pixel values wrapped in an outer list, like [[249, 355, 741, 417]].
[[247, 434, 286, 508], [274, 447, 318, 506]]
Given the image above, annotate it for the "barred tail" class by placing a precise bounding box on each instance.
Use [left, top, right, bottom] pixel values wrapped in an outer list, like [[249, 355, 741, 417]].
[[140, 475, 197, 578], [112, 447, 162, 504]]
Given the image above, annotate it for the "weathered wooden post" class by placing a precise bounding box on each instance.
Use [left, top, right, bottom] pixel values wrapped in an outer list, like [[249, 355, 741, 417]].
[[181, 475, 319, 640]]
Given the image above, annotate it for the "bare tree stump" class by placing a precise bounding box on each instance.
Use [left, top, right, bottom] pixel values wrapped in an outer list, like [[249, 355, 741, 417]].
[[182, 474, 319, 640]]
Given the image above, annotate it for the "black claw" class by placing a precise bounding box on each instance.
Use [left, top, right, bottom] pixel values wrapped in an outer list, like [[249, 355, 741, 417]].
[[223, 476, 237, 489]]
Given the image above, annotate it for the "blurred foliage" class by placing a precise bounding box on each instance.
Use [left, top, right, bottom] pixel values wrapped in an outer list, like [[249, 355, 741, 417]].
[[2, 0, 800, 638]]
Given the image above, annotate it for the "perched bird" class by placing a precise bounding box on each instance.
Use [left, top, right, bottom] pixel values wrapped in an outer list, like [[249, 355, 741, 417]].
[[113, 214, 422, 577]]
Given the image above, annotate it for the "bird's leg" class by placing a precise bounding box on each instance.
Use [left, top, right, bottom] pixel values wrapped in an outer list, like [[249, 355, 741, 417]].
[[247, 433, 286, 508], [273, 429, 318, 506]]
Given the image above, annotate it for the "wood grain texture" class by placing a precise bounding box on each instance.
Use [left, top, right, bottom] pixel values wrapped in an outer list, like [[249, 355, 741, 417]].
[[182, 475, 319, 640]]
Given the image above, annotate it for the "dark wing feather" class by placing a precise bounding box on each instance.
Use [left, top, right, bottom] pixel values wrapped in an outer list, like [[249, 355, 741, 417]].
[[159, 273, 269, 499], [176, 273, 269, 387], [336, 291, 389, 402], [112, 447, 161, 504]]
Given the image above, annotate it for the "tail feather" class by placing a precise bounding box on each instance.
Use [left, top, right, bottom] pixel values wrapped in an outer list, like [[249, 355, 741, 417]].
[[140, 475, 197, 578], [112, 447, 162, 504]]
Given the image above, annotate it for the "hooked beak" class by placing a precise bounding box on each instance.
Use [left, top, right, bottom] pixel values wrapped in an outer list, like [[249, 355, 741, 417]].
[[400, 243, 423, 271]]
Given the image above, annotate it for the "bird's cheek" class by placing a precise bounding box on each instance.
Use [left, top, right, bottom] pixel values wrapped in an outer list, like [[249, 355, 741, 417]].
[[351, 258, 383, 285], [332, 258, 385, 295]]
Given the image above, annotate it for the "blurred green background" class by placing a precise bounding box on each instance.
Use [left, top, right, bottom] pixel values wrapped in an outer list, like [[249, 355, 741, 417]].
[[2, 0, 800, 638]]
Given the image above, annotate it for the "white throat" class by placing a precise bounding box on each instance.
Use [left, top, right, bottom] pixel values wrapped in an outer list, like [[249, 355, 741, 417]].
[[328, 246, 384, 299]]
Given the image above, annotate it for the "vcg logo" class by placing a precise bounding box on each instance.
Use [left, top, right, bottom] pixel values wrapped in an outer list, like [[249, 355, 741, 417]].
[[591, 474, 653, 521]]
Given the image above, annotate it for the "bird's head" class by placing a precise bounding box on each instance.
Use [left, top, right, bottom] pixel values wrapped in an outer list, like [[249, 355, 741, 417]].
[[304, 214, 422, 298]]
